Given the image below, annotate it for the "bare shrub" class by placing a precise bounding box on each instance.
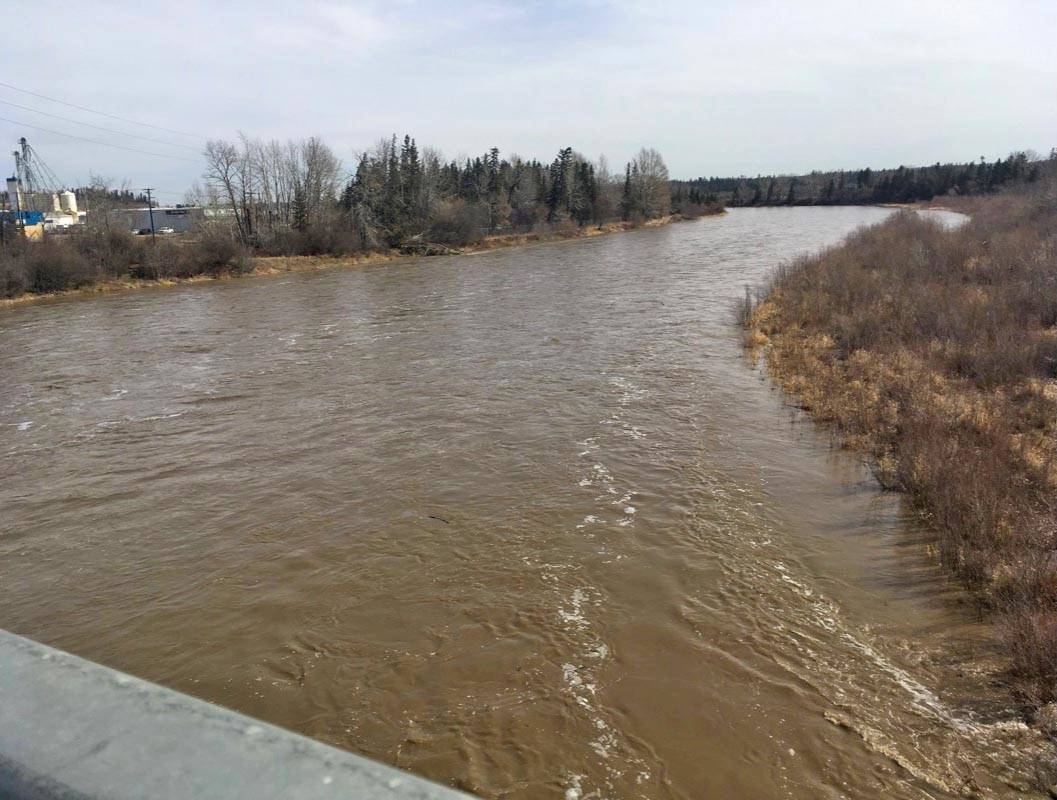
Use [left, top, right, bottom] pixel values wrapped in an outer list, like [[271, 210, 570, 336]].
[[1004, 610, 1057, 706], [24, 239, 93, 293], [258, 226, 364, 257], [189, 228, 250, 275], [75, 228, 139, 278], [0, 251, 27, 297], [132, 240, 193, 280], [743, 177, 1057, 709], [428, 200, 487, 246]]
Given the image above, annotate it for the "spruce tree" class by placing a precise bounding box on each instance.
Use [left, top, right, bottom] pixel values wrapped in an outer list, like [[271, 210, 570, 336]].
[[292, 184, 308, 231], [621, 163, 632, 220], [487, 147, 501, 230]]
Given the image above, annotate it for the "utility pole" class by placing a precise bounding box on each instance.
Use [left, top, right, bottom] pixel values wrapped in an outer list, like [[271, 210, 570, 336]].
[[144, 188, 156, 240], [11, 149, 25, 238]]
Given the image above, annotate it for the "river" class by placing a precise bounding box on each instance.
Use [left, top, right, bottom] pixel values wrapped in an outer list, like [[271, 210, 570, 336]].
[[0, 207, 1044, 798]]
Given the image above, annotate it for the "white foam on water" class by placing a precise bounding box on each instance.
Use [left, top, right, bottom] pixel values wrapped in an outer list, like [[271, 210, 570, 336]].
[[136, 411, 187, 423], [840, 626, 974, 734], [587, 643, 609, 659], [609, 375, 648, 407], [619, 423, 647, 440], [562, 662, 584, 688], [559, 589, 589, 629], [592, 463, 613, 482], [563, 774, 584, 800]]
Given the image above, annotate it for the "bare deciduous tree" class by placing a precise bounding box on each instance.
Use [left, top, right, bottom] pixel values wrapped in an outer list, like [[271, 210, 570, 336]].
[[630, 148, 670, 219]]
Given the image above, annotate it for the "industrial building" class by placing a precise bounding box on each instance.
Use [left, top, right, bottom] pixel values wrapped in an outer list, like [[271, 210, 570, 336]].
[[3, 176, 85, 237], [110, 205, 201, 233]]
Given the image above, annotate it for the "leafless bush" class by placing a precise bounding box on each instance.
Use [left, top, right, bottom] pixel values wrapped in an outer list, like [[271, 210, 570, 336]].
[[1004, 609, 1057, 706], [188, 228, 250, 275], [74, 228, 139, 278], [0, 251, 27, 297], [427, 200, 487, 246], [23, 239, 94, 293], [744, 178, 1057, 709], [257, 225, 364, 257]]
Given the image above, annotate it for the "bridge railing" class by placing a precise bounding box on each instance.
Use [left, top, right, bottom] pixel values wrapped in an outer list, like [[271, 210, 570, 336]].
[[0, 628, 475, 800]]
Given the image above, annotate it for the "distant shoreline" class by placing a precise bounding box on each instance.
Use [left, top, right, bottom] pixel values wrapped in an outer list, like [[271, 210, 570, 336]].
[[0, 211, 721, 309]]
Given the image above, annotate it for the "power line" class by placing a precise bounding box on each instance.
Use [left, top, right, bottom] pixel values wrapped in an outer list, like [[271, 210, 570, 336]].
[[0, 98, 200, 151], [0, 115, 201, 163], [0, 80, 204, 140]]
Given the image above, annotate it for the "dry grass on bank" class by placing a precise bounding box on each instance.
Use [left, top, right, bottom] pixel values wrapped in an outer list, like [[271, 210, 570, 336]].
[[743, 183, 1057, 711]]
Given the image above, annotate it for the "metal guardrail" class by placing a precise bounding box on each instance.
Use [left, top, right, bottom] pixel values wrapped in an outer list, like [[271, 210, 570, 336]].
[[0, 629, 475, 799]]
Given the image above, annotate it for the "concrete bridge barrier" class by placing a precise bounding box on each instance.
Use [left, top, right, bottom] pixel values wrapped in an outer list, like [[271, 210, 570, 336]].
[[0, 629, 475, 800]]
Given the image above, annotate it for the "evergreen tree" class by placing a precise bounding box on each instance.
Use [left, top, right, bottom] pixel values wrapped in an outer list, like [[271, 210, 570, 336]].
[[292, 184, 308, 231], [486, 147, 502, 230], [400, 135, 422, 224], [546, 147, 574, 221], [621, 163, 632, 220], [382, 135, 401, 228]]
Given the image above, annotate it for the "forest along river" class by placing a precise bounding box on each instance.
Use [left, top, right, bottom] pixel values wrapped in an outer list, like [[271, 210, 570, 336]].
[[0, 207, 1048, 799]]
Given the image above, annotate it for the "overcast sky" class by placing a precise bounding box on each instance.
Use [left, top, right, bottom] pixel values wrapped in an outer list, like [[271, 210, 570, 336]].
[[4, 0, 1054, 201]]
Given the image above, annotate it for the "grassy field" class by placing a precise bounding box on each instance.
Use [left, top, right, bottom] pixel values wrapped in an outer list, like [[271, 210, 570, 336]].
[[743, 182, 1057, 714]]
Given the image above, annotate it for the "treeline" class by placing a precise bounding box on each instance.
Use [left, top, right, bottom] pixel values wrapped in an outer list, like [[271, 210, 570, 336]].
[[72, 184, 149, 209], [195, 134, 720, 256], [683, 149, 1056, 207], [0, 135, 720, 298]]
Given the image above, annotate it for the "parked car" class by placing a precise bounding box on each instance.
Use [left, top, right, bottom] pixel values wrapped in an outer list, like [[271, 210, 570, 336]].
[[157, 227, 176, 235], [136, 228, 153, 235]]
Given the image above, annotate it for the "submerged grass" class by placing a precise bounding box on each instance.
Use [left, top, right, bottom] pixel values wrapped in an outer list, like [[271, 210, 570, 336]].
[[743, 181, 1057, 714]]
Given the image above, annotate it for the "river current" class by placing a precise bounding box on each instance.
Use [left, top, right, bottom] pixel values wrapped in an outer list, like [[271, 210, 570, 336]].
[[0, 207, 1045, 798]]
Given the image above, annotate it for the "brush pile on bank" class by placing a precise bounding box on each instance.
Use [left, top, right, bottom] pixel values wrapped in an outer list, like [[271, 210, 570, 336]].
[[743, 180, 1057, 712]]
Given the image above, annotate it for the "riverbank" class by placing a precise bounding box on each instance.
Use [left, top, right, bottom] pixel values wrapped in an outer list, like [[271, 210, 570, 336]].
[[0, 212, 716, 309], [742, 186, 1057, 726]]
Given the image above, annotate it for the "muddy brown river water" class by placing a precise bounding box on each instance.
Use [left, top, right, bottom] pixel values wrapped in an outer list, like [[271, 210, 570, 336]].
[[0, 207, 1047, 798]]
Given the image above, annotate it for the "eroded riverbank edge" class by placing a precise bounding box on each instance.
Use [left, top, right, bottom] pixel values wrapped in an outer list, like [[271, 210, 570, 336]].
[[0, 212, 722, 310]]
